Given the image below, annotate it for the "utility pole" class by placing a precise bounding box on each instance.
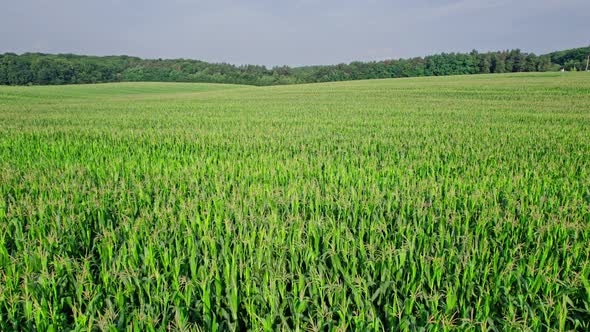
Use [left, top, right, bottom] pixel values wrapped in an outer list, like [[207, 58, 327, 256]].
[[586, 54, 589, 71]]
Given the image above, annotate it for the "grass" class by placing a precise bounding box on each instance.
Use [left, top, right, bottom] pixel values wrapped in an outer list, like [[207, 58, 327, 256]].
[[0, 82, 246, 101], [0, 72, 589, 331]]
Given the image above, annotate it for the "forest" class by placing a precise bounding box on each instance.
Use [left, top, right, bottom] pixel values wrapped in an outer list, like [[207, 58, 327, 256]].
[[0, 46, 588, 86]]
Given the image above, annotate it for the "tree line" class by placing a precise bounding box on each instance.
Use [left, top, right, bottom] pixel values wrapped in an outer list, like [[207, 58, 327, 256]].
[[0, 47, 587, 86]]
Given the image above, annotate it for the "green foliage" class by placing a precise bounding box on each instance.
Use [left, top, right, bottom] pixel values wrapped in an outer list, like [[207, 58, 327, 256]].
[[0, 73, 589, 330], [1, 47, 585, 87], [547, 46, 590, 71]]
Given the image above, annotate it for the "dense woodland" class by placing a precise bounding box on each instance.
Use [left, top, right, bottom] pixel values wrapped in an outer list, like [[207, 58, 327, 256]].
[[0, 47, 588, 86]]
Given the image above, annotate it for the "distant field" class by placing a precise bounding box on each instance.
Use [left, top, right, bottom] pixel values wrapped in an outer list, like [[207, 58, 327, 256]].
[[0, 82, 247, 102], [0, 72, 589, 330]]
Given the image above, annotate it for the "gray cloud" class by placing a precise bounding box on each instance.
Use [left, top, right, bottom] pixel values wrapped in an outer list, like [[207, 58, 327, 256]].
[[1, 0, 588, 66]]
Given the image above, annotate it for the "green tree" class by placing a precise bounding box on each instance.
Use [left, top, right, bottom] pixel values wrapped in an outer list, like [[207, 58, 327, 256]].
[[492, 53, 506, 73], [479, 54, 492, 74], [525, 54, 538, 72]]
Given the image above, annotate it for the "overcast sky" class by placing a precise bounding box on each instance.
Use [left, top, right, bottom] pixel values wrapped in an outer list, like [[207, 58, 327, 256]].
[[1, 0, 588, 67]]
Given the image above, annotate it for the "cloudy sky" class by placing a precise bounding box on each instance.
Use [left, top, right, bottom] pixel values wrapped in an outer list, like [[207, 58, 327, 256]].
[[1, 0, 588, 66]]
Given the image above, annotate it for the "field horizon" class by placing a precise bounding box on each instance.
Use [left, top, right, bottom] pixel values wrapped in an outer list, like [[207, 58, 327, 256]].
[[2, 71, 585, 100]]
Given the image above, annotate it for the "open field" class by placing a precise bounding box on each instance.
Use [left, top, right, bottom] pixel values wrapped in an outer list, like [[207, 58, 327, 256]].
[[1, 73, 589, 330]]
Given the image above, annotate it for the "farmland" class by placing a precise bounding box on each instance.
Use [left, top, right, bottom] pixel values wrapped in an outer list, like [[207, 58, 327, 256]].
[[0, 73, 589, 330]]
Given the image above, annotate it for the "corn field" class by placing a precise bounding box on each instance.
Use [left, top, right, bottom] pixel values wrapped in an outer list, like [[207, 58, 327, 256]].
[[1, 73, 589, 331]]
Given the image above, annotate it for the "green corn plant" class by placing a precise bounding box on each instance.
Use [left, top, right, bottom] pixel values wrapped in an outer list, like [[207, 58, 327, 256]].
[[0, 74, 589, 330]]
